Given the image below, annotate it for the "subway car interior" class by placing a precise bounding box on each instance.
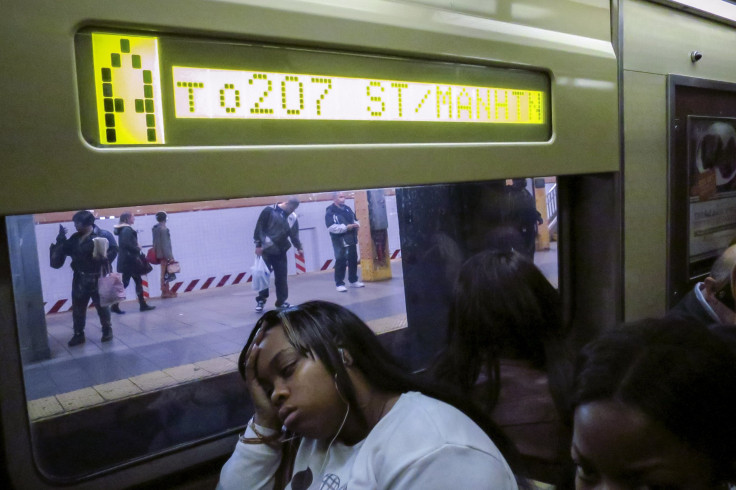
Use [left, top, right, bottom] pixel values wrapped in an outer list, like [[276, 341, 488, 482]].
[[3, 0, 736, 488]]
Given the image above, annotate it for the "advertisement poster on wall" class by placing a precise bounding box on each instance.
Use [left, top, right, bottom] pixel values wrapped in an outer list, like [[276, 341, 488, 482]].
[[688, 116, 736, 264]]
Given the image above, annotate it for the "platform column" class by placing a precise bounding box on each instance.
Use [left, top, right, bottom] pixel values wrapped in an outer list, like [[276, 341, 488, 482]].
[[534, 177, 551, 251], [355, 190, 392, 281]]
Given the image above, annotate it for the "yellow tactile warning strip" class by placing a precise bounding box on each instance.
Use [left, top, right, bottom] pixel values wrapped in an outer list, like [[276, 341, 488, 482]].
[[26, 353, 241, 421], [26, 316, 407, 421], [366, 313, 408, 335]]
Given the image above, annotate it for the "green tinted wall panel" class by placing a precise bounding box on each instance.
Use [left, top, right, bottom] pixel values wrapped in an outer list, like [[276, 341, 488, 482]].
[[0, 0, 616, 214]]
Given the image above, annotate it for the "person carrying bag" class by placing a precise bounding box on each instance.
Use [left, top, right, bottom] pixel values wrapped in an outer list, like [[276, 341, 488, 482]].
[[152, 211, 177, 298], [112, 213, 155, 313], [51, 211, 118, 346]]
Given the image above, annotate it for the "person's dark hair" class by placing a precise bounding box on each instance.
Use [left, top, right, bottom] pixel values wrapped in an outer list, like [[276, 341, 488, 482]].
[[239, 300, 529, 488], [433, 249, 571, 414], [119, 212, 132, 224], [572, 317, 736, 485], [72, 210, 95, 227], [155, 211, 167, 222]]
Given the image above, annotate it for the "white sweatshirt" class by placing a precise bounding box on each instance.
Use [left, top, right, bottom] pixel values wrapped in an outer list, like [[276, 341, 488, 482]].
[[217, 391, 518, 489]]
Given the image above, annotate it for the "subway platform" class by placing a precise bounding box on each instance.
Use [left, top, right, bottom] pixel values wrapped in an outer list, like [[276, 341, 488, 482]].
[[23, 261, 409, 420], [24, 246, 557, 421]]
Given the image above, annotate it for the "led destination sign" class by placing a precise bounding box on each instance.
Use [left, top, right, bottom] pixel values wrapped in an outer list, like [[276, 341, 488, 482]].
[[79, 31, 550, 146], [172, 67, 544, 124]]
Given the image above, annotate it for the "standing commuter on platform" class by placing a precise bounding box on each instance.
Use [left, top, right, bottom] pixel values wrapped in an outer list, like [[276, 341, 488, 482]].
[[325, 191, 364, 292], [253, 198, 303, 312], [152, 211, 177, 299], [505, 179, 543, 260], [668, 244, 736, 325], [51, 210, 118, 346], [112, 212, 155, 314]]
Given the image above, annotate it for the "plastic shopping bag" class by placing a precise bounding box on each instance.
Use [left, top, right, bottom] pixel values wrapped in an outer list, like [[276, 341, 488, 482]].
[[251, 256, 270, 291], [98, 271, 126, 307]]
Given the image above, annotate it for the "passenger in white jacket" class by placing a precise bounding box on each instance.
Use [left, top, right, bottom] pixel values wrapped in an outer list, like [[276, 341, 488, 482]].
[[217, 301, 522, 490]]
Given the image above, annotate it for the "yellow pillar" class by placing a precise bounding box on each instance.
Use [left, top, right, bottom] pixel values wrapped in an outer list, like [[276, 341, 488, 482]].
[[534, 179, 551, 250], [354, 191, 392, 281]]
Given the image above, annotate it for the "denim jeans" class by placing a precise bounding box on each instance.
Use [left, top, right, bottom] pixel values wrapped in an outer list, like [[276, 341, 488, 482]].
[[256, 251, 288, 306]]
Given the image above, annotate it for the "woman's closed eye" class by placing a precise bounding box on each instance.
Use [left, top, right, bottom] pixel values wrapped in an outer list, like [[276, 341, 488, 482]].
[[279, 361, 298, 378], [259, 360, 299, 397]]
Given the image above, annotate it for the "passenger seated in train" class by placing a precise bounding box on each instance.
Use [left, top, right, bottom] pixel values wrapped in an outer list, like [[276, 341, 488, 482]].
[[217, 300, 525, 490], [668, 244, 736, 325], [431, 249, 574, 486], [571, 317, 736, 489]]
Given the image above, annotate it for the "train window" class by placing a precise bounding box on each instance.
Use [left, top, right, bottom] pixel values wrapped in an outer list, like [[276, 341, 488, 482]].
[[7, 179, 557, 480]]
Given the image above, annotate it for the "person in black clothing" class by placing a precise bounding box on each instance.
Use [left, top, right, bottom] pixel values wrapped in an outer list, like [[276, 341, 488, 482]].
[[53, 210, 118, 346], [252, 198, 303, 312], [506, 179, 543, 260], [325, 191, 364, 292], [112, 212, 155, 314]]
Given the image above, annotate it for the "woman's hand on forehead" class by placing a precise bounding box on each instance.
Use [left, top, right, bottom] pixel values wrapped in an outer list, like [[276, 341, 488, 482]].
[[245, 330, 281, 429], [253, 327, 266, 346]]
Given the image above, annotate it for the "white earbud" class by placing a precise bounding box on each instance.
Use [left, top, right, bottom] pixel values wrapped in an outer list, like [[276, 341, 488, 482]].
[[338, 347, 348, 365], [333, 373, 348, 404]]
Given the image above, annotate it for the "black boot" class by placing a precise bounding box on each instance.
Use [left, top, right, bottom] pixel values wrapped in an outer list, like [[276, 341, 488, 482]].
[[101, 326, 113, 342], [68, 332, 85, 347], [138, 294, 156, 312], [111, 303, 125, 314]]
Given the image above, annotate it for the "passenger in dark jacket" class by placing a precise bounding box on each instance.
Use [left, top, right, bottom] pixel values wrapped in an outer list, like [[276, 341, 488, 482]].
[[112, 212, 155, 314], [53, 210, 118, 346], [252, 198, 303, 311], [325, 191, 364, 292]]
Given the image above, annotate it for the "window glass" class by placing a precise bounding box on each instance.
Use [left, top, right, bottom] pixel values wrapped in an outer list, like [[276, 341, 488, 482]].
[[7, 179, 558, 479]]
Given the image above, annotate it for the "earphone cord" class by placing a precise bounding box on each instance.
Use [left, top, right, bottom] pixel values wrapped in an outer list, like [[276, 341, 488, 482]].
[[318, 403, 350, 477]]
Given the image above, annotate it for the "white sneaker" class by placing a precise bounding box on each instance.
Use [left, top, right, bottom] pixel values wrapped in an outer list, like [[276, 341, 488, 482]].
[[350, 281, 365, 288], [336, 285, 348, 292]]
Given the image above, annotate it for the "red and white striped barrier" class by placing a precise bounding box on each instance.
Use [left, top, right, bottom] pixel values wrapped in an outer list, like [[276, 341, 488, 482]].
[[169, 272, 252, 295], [47, 299, 69, 315], [295, 251, 306, 274]]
